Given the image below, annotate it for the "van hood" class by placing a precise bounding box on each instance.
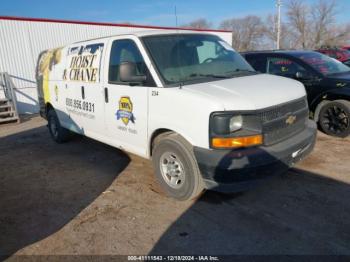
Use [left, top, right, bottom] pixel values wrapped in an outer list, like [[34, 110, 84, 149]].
[[183, 74, 307, 111]]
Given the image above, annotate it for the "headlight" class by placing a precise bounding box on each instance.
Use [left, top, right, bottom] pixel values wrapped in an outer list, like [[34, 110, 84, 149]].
[[211, 114, 243, 135], [209, 112, 263, 149], [229, 115, 243, 132]]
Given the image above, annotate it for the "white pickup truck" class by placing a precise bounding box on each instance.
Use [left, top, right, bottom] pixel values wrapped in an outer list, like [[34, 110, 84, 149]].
[[36, 30, 317, 200]]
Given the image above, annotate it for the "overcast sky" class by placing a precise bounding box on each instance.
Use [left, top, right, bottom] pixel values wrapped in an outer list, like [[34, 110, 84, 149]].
[[1, 0, 349, 27]]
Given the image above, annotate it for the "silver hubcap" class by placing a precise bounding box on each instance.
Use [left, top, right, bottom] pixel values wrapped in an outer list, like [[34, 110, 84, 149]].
[[159, 152, 185, 189]]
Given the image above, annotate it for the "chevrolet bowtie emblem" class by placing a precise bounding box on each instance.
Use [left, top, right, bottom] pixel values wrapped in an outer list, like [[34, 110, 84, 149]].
[[286, 115, 297, 125]]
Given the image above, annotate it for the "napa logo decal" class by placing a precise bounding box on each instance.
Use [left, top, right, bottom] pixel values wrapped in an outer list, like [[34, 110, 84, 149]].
[[115, 96, 135, 125]]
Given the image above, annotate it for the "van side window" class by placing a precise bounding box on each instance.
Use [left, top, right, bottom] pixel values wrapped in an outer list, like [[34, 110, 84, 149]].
[[109, 39, 155, 86]]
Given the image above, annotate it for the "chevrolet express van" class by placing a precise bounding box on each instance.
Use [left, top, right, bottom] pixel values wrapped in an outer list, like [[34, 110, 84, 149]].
[[36, 31, 317, 200]]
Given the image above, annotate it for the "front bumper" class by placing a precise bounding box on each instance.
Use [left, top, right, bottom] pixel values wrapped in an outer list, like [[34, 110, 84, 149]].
[[194, 120, 317, 192]]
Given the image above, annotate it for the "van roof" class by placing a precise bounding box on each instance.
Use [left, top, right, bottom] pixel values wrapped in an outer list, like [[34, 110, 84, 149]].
[[72, 30, 217, 44], [131, 29, 215, 37]]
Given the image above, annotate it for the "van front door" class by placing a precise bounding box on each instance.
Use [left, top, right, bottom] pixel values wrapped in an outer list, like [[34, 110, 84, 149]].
[[104, 38, 156, 157]]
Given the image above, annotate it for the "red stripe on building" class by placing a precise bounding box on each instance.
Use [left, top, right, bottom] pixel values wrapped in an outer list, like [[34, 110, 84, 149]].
[[0, 15, 231, 33]]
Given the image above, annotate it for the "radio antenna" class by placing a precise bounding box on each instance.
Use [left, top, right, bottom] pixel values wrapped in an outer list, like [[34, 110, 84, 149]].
[[175, 5, 178, 27]]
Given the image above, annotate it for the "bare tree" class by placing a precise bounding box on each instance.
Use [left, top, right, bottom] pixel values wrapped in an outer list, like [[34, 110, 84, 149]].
[[215, 0, 349, 50], [312, 0, 337, 47], [286, 0, 310, 48], [181, 18, 212, 29], [263, 14, 290, 49], [219, 16, 265, 51], [285, 0, 348, 48], [322, 23, 350, 47]]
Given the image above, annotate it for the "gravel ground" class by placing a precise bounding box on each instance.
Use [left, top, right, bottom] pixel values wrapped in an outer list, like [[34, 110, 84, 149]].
[[0, 115, 349, 258]]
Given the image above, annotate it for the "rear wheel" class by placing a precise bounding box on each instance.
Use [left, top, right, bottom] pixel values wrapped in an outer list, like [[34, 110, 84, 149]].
[[152, 132, 204, 201], [47, 109, 72, 143], [319, 100, 350, 137]]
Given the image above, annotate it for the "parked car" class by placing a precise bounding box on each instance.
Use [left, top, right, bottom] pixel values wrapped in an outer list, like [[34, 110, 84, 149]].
[[242, 50, 350, 137], [316, 47, 350, 66], [36, 32, 316, 200], [343, 46, 350, 51]]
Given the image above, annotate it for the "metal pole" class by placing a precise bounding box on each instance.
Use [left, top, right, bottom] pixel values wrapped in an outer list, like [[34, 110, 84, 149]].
[[276, 0, 282, 50]]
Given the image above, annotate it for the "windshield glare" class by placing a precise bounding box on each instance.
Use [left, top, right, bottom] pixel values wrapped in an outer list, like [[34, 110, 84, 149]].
[[295, 52, 350, 76], [142, 34, 255, 85]]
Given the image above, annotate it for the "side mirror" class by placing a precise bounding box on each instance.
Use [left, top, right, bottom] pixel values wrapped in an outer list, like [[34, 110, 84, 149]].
[[295, 71, 312, 80], [119, 61, 147, 83]]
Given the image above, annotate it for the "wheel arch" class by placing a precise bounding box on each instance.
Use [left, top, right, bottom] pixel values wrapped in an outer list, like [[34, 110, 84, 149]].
[[45, 102, 54, 118], [313, 99, 330, 123], [311, 90, 350, 122], [149, 128, 194, 158]]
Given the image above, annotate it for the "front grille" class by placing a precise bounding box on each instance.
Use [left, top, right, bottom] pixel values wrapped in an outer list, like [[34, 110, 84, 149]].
[[260, 97, 309, 146], [259, 98, 307, 122]]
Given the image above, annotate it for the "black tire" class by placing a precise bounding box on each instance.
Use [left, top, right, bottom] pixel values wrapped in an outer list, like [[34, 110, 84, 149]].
[[152, 132, 204, 201], [318, 100, 350, 138], [47, 109, 72, 143]]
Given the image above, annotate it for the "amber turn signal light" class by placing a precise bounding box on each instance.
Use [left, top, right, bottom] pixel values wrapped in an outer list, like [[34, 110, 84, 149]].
[[212, 135, 263, 149]]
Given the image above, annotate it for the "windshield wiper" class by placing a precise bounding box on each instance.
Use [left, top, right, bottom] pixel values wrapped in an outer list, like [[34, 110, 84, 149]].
[[229, 69, 257, 74], [179, 71, 252, 85], [176, 73, 228, 86], [189, 73, 228, 79]]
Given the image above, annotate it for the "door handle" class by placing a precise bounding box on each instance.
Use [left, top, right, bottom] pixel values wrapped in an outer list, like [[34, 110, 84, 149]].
[[104, 87, 109, 103], [81, 86, 85, 100]]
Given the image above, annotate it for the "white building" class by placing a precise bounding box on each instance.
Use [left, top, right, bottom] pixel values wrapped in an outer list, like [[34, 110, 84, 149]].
[[0, 16, 232, 114]]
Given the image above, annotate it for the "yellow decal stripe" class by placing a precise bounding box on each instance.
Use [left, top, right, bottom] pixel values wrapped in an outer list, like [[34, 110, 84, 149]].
[[43, 72, 50, 103]]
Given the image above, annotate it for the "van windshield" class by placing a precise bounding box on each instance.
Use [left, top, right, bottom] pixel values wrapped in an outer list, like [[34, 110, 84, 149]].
[[142, 34, 256, 86]]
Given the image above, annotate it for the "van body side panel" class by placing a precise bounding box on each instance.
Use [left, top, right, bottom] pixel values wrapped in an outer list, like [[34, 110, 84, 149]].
[[36, 47, 66, 115], [148, 87, 223, 152], [62, 41, 107, 136], [36, 46, 76, 130]]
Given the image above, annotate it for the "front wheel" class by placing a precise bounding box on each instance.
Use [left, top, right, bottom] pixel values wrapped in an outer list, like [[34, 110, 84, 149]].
[[152, 133, 204, 201], [318, 100, 350, 137]]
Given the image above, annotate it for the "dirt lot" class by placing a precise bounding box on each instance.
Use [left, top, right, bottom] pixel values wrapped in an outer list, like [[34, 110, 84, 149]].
[[0, 115, 350, 257]]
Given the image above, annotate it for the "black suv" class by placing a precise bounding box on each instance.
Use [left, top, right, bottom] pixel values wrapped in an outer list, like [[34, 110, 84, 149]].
[[242, 50, 350, 137]]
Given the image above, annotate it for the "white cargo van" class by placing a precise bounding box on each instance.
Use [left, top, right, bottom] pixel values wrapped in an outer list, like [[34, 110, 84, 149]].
[[36, 31, 316, 200]]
